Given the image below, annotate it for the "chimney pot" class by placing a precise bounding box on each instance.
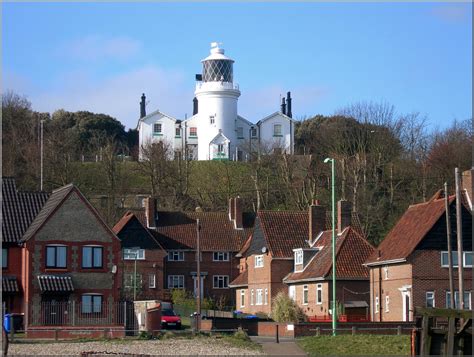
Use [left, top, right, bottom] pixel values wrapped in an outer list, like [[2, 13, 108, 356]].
[[281, 97, 286, 115], [228, 198, 235, 221], [286, 91, 292, 118], [140, 93, 147, 119]]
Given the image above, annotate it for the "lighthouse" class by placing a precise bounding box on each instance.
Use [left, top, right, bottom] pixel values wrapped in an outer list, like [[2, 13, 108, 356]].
[[195, 42, 241, 160], [137, 42, 295, 161]]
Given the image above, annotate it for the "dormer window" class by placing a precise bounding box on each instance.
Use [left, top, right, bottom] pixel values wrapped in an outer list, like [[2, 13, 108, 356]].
[[295, 250, 303, 265], [255, 255, 264, 268]]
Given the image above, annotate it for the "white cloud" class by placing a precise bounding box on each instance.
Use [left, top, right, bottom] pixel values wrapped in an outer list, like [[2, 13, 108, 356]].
[[60, 35, 142, 62]]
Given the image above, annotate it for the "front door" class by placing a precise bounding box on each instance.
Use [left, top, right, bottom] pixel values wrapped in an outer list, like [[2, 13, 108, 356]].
[[41, 295, 70, 325], [401, 291, 411, 322]]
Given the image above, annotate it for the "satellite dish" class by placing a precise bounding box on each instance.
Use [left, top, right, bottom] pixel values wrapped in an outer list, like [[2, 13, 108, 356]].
[[111, 265, 117, 274], [261, 247, 267, 253]]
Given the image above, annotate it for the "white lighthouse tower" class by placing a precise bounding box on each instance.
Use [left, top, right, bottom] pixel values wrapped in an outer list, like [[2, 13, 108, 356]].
[[195, 42, 241, 160]]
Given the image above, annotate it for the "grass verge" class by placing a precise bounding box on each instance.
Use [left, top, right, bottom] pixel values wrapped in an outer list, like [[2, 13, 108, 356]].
[[297, 334, 410, 356]]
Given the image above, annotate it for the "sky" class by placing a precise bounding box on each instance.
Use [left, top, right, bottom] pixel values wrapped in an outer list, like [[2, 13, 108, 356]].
[[2, 2, 472, 130]]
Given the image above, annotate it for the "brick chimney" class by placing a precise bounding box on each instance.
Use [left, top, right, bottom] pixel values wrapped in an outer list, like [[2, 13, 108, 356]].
[[144, 197, 157, 229], [228, 197, 235, 221], [337, 200, 352, 234], [462, 168, 473, 204], [140, 93, 146, 119], [234, 196, 243, 230], [309, 199, 325, 242]]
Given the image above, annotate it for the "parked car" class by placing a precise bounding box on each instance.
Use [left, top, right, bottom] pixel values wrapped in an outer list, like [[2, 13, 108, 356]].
[[161, 309, 181, 329]]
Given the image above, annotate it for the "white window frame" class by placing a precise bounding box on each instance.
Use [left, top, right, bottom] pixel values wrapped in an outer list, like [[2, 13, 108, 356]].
[[426, 291, 435, 308], [302, 285, 309, 305], [446, 290, 471, 310], [273, 124, 282, 136], [168, 251, 184, 261], [123, 248, 145, 260], [375, 296, 379, 313], [175, 127, 181, 137], [289, 285, 296, 301], [213, 275, 229, 289], [316, 284, 323, 305], [441, 251, 473, 268], [251, 289, 254, 305], [153, 123, 162, 134], [385, 295, 390, 312], [294, 249, 303, 265], [264, 288, 268, 305], [213, 252, 229, 262], [384, 266, 389, 280], [255, 255, 264, 268], [256, 289, 263, 305], [189, 127, 197, 137], [168, 275, 184, 289], [240, 289, 245, 308], [149, 274, 156, 289]]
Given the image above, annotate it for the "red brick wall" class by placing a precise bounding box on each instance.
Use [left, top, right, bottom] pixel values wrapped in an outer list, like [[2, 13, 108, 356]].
[[2, 244, 24, 313], [26, 326, 125, 339]]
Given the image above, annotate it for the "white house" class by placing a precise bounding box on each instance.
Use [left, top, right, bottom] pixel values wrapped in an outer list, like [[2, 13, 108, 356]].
[[138, 42, 295, 161]]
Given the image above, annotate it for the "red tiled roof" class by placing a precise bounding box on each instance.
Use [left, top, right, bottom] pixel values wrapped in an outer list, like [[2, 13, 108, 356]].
[[284, 227, 374, 283], [125, 210, 255, 252], [365, 192, 458, 265], [229, 270, 248, 288], [112, 211, 135, 234], [2, 177, 49, 243]]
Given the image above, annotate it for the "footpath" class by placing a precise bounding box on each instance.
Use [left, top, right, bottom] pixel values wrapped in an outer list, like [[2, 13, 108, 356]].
[[250, 336, 307, 356]]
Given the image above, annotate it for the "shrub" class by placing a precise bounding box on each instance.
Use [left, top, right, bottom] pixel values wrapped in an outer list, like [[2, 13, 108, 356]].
[[270, 292, 305, 323], [138, 331, 152, 340], [233, 327, 250, 341]]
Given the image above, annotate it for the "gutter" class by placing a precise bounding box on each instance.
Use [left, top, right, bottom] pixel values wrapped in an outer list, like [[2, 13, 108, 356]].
[[364, 258, 407, 267]]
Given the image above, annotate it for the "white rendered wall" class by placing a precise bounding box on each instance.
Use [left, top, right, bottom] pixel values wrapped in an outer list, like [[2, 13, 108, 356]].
[[138, 112, 177, 160], [258, 113, 293, 154]]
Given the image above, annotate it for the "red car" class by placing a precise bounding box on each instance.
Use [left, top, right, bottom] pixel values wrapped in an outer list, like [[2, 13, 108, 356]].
[[161, 309, 182, 329]]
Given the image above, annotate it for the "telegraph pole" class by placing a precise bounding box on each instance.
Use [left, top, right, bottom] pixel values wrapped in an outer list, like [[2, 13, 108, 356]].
[[455, 168, 464, 309], [40, 119, 44, 191], [444, 183, 455, 308], [196, 219, 201, 332]]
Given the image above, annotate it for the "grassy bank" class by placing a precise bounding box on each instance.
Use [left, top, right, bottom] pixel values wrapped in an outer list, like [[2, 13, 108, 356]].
[[297, 334, 410, 356]]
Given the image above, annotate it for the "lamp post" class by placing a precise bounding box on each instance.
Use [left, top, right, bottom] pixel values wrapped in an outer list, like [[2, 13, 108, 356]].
[[130, 247, 140, 301], [324, 157, 337, 336], [249, 126, 254, 162]]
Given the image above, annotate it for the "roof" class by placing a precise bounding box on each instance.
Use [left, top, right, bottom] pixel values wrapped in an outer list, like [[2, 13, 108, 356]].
[[113, 211, 165, 250], [2, 177, 49, 243], [229, 270, 248, 288], [284, 227, 374, 283], [38, 275, 74, 292], [129, 209, 255, 252], [2, 276, 20, 293], [365, 191, 465, 266], [248, 210, 363, 259], [257, 111, 296, 125], [21, 184, 119, 243]]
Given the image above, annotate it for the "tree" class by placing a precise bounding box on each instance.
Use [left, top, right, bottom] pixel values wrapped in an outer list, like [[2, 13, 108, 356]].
[[271, 292, 305, 323]]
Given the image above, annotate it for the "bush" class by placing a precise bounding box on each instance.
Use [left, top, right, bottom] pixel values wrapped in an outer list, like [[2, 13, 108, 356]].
[[160, 331, 176, 340], [138, 331, 152, 340], [270, 292, 305, 323], [233, 327, 250, 341]]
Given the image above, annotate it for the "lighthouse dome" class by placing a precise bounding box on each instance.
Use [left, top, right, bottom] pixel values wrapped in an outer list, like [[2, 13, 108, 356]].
[[201, 42, 234, 83]]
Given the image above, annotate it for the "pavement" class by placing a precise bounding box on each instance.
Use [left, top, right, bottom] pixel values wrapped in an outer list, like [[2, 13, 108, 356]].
[[250, 336, 307, 356]]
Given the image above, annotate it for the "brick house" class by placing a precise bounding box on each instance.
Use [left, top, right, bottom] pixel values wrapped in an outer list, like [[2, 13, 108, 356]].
[[115, 197, 254, 306], [364, 189, 472, 322], [284, 201, 375, 321], [2, 177, 49, 314], [112, 210, 168, 301], [19, 184, 123, 330], [230, 201, 365, 316]]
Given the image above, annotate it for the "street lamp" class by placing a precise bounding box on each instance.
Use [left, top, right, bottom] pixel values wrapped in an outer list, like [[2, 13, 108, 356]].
[[249, 126, 254, 162], [324, 157, 337, 336], [130, 247, 140, 301]]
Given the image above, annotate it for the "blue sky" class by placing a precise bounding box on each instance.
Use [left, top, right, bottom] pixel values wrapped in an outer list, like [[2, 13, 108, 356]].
[[3, 2, 472, 130]]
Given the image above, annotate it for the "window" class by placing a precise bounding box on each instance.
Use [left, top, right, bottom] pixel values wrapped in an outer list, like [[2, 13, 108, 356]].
[[385, 295, 390, 312], [82, 246, 103, 268], [2, 248, 7, 269], [82, 294, 102, 314], [124, 273, 142, 289], [46, 245, 67, 268], [251, 289, 254, 305], [153, 123, 162, 134], [294, 250, 303, 265], [256, 289, 263, 305], [168, 275, 185, 289], [240, 289, 245, 308], [273, 124, 282, 137], [441, 251, 473, 268], [426, 292, 435, 308], [168, 251, 184, 261], [303, 285, 309, 305], [190, 127, 197, 137], [237, 127, 243, 138], [264, 288, 268, 305], [446, 291, 471, 310], [289, 285, 296, 301], [213, 275, 229, 289], [149, 274, 156, 289], [255, 255, 264, 268], [175, 127, 181, 137], [384, 266, 389, 280], [375, 296, 379, 313], [209, 116, 215, 125], [123, 248, 145, 260], [213, 252, 229, 261], [316, 284, 323, 304], [251, 127, 257, 137], [217, 144, 224, 153]]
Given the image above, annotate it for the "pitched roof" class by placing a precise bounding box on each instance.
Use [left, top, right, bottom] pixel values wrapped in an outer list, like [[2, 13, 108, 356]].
[[113, 211, 165, 250], [21, 184, 119, 243], [129, 209, 255, 252], [2, 177, 49, 243], [365, 191, 459, 266], [251, 210, 363, 259], [284, 227, 374, 283], [229, 270, 248, 288]]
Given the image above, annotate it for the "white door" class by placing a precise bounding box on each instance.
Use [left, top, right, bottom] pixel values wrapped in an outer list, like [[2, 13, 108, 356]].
[[402, 291, 411, 322]]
